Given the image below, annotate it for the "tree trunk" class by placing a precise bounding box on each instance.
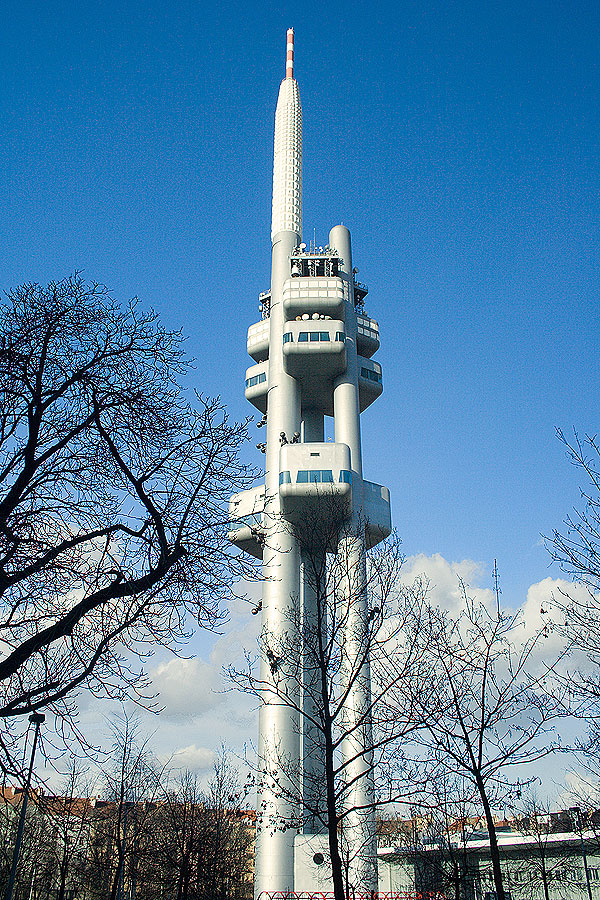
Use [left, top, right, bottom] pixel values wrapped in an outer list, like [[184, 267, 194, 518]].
[[324, 719, 345, 900], [475, 775, 505, 900], [57, 862, 67, 900], [174, 866, 183, 900], [109, 850, 124, 900], [453, 859, 460, 900], [541, 866, 550, 900]]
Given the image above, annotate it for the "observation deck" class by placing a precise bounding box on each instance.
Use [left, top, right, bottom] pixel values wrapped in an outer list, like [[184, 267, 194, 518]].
[[278, 442, 353, 524], [363, 480, 392, 548], [247, 320, 270, 363], [283, 277, 347, 320], [358, 357, 383, 410], [356, 313, 380, 358], [245, 361, 269, 412], [228, 485, 266, 559], [283, 321, 346, 379], [229, 468, 390, 554]]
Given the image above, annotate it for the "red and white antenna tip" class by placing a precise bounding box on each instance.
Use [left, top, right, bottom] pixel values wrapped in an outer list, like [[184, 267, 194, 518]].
[[286, 28, 294, 79]]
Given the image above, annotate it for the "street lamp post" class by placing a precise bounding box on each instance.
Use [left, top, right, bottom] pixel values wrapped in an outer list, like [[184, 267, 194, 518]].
[[4, 713, 45, 900], [570, 806, 593, 900]]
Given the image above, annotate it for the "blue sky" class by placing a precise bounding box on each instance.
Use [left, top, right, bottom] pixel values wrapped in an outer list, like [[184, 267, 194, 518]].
[[3, 0, 600, 780]]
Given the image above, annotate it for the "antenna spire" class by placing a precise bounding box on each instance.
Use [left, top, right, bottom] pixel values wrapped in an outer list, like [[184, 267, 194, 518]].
[[271, 29, 302, 239], [492, 558, 502, 618], [286, 28, 294, 79]]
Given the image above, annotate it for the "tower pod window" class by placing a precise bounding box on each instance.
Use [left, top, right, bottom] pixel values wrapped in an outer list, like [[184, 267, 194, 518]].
[[296, 470, 334, 484], [360, 367, 382, 384], [297, 332, 332, 342], [245, 372, 267, 388], [279, 471, 291, 485], [339, 470, 352, 484], [335, 332, 346, 342], [283, 332, 293, 344]]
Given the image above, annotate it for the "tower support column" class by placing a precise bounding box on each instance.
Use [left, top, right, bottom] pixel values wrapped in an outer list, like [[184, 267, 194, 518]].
[[255, 230, 302, 898], [331, 225, 378, 894]]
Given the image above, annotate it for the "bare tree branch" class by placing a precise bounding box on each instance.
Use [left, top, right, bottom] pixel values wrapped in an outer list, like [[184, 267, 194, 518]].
[[0, 275, 257, 774]]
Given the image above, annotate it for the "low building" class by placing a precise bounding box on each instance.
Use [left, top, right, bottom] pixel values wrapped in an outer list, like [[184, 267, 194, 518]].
[[377, 816, 600, 900]]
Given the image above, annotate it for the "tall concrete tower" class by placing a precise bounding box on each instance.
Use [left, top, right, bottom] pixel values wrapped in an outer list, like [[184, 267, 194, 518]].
[[229, 30, 391, 898]]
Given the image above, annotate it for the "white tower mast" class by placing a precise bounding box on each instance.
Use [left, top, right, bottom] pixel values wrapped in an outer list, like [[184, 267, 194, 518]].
[[229, 30, 391, 898]]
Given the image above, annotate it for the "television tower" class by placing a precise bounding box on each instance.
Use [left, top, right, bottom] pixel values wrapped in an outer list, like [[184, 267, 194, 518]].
[[229, 30, 391, 897]]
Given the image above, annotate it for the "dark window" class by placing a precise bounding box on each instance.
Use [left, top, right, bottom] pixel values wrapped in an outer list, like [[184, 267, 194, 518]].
[[296, 470, 309, 483], [360, 367, 382, 384], [298, 332, 309, 342]]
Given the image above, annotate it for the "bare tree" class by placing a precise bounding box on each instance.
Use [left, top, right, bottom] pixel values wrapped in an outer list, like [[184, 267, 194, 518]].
[[154, 750, 253, 900], [158, 770, 205, 900], [547, 431, 600, 715], [391, 584, 570, 900], [0, 785, 52, 900], [230, 524, 425, 900], [506, 793, 586, 900], [40, 760, 94, 900], [192, 749, 253, 900], [87, 714, 163, 900], [410, 771, 481, 900], [549, 430, 600, 595], [0, 276, 253, 772]]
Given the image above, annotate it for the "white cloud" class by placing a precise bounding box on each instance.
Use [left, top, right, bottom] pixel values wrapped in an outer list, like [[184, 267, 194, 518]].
[[399, 552, 495, 614], [556, 768, 600, 807], [169, 744, 217, 773], [392, 555, 600, 698], [149, 593, 261, 724], [210, 602, 261, 669], [151, 657, 220, 720], [511, 577, 599, 678], [65, 558, 600, 806]]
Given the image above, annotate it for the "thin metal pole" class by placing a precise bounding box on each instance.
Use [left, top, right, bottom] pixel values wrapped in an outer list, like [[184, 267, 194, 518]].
[[4, 714, 45, 900]]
